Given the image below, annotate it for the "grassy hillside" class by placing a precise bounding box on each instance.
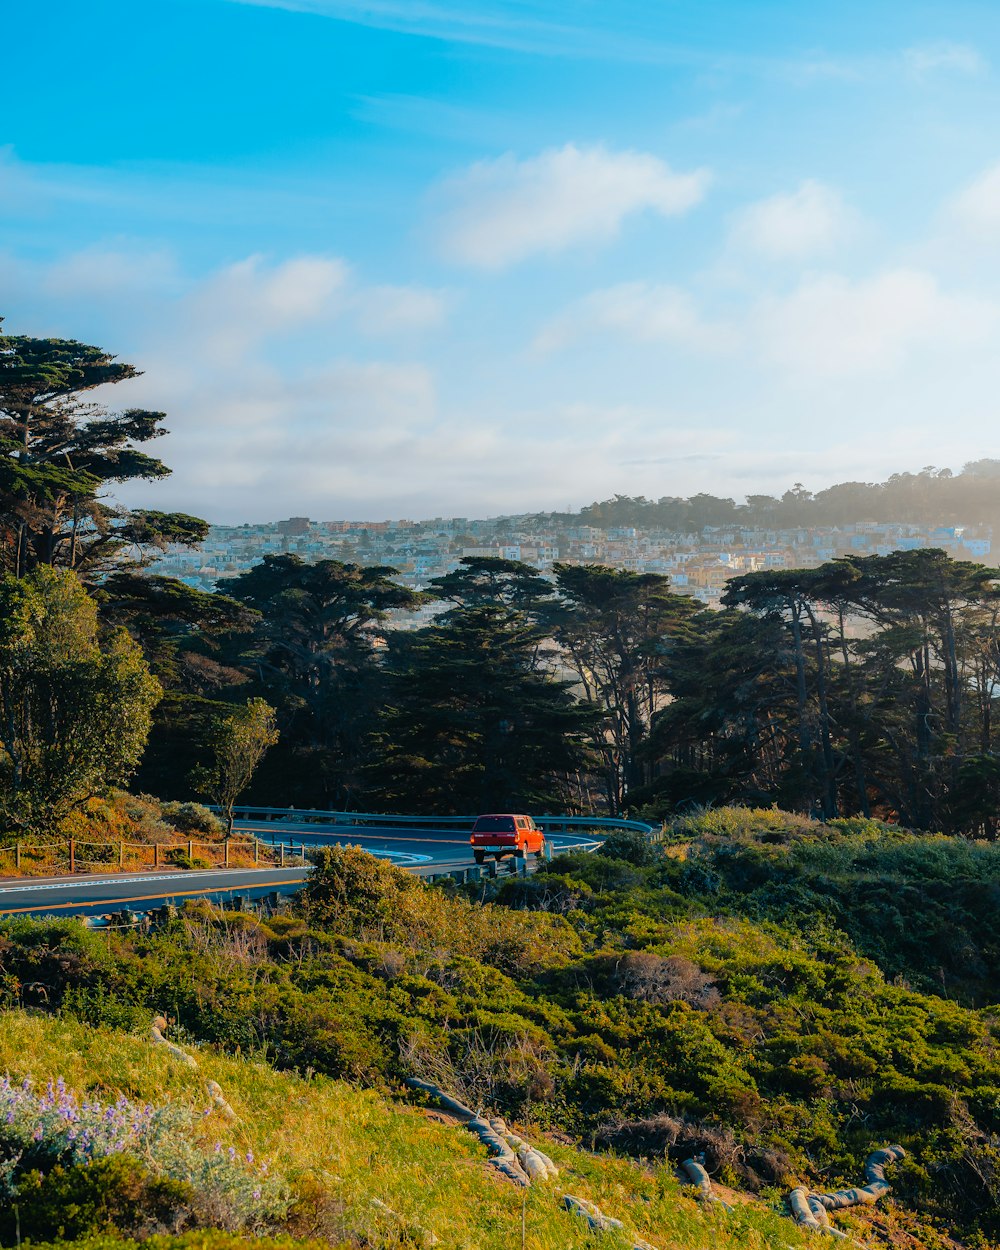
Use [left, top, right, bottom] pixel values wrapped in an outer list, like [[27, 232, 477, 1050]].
[[1, 807, 997, 1248], [0, 1010, 809, 1250]]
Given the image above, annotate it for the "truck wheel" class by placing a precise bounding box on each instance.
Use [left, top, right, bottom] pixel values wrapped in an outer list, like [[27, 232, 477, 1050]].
[[474, 851, 485, 864]]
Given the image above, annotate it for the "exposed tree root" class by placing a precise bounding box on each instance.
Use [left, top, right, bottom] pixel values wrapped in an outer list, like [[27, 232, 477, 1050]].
[[680, 1154, 734, 1211], [788, 1147, 905, 1242], [206, 1077, 237, 1121], [562, 1194, 656, 1250], [150, 1015, 239, 1127], [405, 1076, 560, 1187], [150, 1014, 198, 1068]]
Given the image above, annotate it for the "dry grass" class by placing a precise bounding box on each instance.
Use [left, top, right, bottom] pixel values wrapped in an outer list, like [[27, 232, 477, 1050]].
[[0, 1008, 812, 1250]]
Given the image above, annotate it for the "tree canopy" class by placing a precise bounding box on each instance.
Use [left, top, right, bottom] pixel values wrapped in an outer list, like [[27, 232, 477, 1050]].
[[0, 322, 208, 577], [0, 567, 161, 833]]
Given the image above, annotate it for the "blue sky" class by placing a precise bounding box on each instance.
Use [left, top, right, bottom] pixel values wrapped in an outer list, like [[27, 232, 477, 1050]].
[[4, 1, 1000, 521]]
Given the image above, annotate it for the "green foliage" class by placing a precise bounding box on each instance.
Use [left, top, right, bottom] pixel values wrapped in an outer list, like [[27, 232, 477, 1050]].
[[4, 812, 1000, 1242], [0, 1069, 285, 1241], [371, 602, 598, 813], [563, 464, 1000, 531], [0, 1012, 806, 1250], [23, 1236, 344, 1250], [0, 323, 208, 579], [595, 827, 664, 865], [646, 549, 1000, 831], [192, 698, 278, 834], [10, 1156, 193, 1244], [545, 564, 700, 813], [159, 801, 225, 837], [303, 844, 582, 976], [664, 806, 1000, 1006], [217, 554, 424, 808], [0, 568, 161, 834]]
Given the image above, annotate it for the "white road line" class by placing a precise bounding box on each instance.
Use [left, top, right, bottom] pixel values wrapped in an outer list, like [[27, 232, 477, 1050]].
[[0, 869, 306, 896]]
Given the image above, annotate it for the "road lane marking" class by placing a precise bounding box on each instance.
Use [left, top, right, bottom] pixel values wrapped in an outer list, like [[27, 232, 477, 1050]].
[[0, 869, 305, 896], [0, 877, 310, 915]]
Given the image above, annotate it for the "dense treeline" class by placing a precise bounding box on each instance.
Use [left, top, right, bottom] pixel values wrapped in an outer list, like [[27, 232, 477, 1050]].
[[133, 548, 1000, 835], [6, 322, 1000, 834], [519, 462, 1000, 532], [4, 809, 999, 1245]]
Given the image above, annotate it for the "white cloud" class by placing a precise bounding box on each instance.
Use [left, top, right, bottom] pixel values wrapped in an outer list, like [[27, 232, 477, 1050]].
[[41, 247, 182, 298], [537, 266, 998, 388], [1, 244, 458, 518], [354, 284, 452, 335], [730, 181, 857, 260], [753, 268, 998, 380], [902, 41, 985, 78], [434, 144, 709, 269], [948, 161, 1000, 239], [535, 281, 733, 354]]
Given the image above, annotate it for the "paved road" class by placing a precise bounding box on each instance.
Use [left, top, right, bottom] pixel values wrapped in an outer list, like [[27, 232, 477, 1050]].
[[234, 821, 466, 865], [0, 824, 599, 918], [234, 822, 599, 861], [0, 867, 312, 918]]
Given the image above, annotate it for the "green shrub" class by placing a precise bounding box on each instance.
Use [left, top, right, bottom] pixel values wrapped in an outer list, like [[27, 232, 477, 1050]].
[[594, 827, 663, 866], [160, 802, 225, 837], [10, 1155, 194, 1243]]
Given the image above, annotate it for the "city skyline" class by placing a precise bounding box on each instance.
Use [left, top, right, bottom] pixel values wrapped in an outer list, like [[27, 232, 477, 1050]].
[[6, 1, 1000, 520]]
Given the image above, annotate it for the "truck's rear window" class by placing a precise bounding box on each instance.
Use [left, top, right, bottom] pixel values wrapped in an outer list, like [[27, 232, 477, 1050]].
[[473, 817, 516, 832]]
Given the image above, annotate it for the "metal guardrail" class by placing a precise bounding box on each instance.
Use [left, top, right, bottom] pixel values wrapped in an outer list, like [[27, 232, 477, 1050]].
[[222, 805, 656, 836]]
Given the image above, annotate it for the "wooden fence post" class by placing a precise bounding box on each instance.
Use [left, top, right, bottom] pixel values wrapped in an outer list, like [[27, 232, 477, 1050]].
[[15, 842, 21, 871], [119, 841, 125, 868], [188, 839, 193, 860], [154, 843, 159, 868], [69, 839, 75, 873], [280, 843, 285, 867], [224, 840, 230, 868], [254, 840, 259, 864]]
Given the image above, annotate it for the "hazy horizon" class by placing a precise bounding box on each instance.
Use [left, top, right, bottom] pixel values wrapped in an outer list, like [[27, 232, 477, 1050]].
[[6, 1, 1000, 523]]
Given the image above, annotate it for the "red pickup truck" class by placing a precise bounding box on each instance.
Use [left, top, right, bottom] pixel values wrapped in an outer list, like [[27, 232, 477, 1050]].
[[470, 813, 545, 863]]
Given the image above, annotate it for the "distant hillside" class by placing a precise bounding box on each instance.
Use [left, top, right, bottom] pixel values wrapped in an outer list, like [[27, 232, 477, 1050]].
[[505, 460, 1000, 532]]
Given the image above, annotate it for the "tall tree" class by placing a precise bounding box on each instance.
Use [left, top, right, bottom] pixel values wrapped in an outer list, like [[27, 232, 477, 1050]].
[[97, 573, 261, 801], [0, 322, 208, 577], [193, 697, 279, 836], [430, 556, 555, 613], [0, 567, 161, 834], [644, 608, 803, 813], [722, 568, 841, 818], [222, 555, 424, 807], [826, 549, 1000, 827], [371, 603, 597, 815], [545, 565, 698, 813]]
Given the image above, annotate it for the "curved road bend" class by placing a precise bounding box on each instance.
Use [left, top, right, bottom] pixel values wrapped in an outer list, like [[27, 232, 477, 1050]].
[[0, 825, 600, 918], [231, 820, 601, 861]]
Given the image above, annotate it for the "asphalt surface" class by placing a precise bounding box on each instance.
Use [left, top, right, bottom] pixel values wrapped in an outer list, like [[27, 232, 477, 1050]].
[[0, 866, 312, 918], [0, 824, 600, 918]]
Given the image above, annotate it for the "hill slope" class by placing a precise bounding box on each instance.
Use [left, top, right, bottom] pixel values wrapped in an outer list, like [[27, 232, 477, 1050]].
[[0, 1009, 812, 1250]]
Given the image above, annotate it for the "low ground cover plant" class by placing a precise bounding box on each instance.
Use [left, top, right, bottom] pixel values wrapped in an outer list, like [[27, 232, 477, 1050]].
[[0, 1072, 285, 1243]]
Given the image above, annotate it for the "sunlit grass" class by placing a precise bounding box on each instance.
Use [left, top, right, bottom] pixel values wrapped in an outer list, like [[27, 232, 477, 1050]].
[[0, 1009, 808, 1249]]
